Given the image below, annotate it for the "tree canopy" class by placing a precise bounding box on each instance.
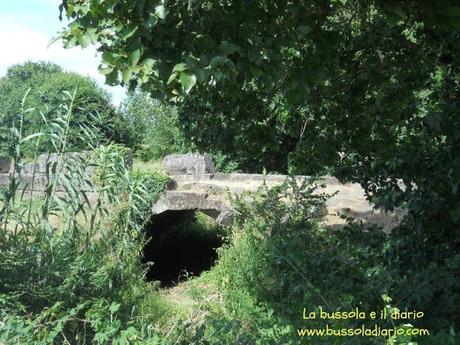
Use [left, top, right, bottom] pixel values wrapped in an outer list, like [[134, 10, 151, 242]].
[[0, 61, 133, 154], [59, 0, 460, 228], [0, 2, 459, 343], [58, 1, 460, 97], [119, 90, 189, 160]]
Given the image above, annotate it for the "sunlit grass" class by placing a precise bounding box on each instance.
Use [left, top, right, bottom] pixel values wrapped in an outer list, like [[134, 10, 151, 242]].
[[133, 158, 165, 173]]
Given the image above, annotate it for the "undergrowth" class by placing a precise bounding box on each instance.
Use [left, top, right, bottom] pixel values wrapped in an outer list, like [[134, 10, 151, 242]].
[[0, 90, 171, 344], [0, 90, 458, 344], [166, 179, 459, 345]]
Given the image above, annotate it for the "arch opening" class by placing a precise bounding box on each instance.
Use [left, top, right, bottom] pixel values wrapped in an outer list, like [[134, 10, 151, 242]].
[[142, 210, 224, 287]]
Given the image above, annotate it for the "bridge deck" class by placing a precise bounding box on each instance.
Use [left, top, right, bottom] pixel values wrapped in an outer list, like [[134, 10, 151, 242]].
[[152, 173, 404, 231]]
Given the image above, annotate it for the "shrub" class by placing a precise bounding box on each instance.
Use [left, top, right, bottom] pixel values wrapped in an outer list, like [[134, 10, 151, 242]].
[[199, 177, 458, 344], [1, 89, 458, 345], [209, 151, 240, 173]]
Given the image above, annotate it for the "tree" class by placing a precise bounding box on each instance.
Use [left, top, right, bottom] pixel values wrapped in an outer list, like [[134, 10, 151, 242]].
[[119, 90, 188, 161], [177, 86, 300, 173], [0, 61, 132, 154], [58, 0, 460, 222], [118, 90, 155, 150]]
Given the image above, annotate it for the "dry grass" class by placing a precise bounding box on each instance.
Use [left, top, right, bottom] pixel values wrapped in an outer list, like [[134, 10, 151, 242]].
[[158, 273, 224, 337], [133, 158, 165, 173]]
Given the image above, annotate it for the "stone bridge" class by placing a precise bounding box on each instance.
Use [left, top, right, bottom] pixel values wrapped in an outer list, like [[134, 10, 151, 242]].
[[152, 154, 403, 231], [0, 152, 402, 230]]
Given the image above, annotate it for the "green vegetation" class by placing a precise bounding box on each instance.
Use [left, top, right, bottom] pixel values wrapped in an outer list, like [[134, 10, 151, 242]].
[[0, 61, 132, 155], [206, 180, 459, 344], [1, 106, 457, 343], [0, 93, 172, 343], [57, 2, 460, 257], [0, 1, 458, 344], [118, 90, 240, 172], [120, 90, 189, 161]]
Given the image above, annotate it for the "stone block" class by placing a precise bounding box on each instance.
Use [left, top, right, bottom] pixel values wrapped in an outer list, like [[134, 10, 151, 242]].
[[163, 154, 215, 175], [0, 158, 11, 173], [0, 173, 9, 186], [216, 208, 233, 225]]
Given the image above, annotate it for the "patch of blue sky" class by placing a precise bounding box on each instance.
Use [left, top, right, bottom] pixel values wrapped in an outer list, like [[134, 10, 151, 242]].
[[0, 0, 126, 105]]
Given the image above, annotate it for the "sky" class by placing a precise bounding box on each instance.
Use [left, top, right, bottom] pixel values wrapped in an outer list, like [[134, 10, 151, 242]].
[[0, 0, 126, 105]]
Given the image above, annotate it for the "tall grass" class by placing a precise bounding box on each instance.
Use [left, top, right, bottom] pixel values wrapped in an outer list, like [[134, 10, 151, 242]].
[[0, 90, 170, 344]]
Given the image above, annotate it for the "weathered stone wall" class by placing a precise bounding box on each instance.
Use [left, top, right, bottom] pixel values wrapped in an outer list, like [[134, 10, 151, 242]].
[[1, 151, 404, 231], [0, 149, 136, 194], [0, 152, 96, 194]]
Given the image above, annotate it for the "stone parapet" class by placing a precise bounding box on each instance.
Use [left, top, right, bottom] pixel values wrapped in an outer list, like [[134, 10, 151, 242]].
[[153, 156, 404, 230]]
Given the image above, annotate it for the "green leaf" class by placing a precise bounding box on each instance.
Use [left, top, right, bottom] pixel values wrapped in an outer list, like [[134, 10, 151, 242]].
[[173, 63, 189, 72], [121, 25, 139, 41], [167, 71, 179, 84], [99, 66, 114, 75], [78, 34, 91, 48], [106, 1, 117, 13], [105, 69, 119, 85], [122, 68, 133, 84], [20, 133, 43, 144], [109, 302, 121, 314], [63, 36, 78, 48], [219, 41, 239, 55], [179, 72, 197, 94], [62, 90, 72, 99], [102, 52, 118, 65], [194, 68, 206, 83], [142, 58, 156, 69], [144, 14, 158, 28], [130, 48, 141, 66], [424, 113, 441, 131], [210, 56, 227, 68]]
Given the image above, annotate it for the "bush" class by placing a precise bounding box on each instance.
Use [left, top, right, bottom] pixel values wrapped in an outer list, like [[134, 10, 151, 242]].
[[1, 89, 458, 345], [128, 170, 170, 226], [196, 178, 459, 345], [209, 151, 240, 173]]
